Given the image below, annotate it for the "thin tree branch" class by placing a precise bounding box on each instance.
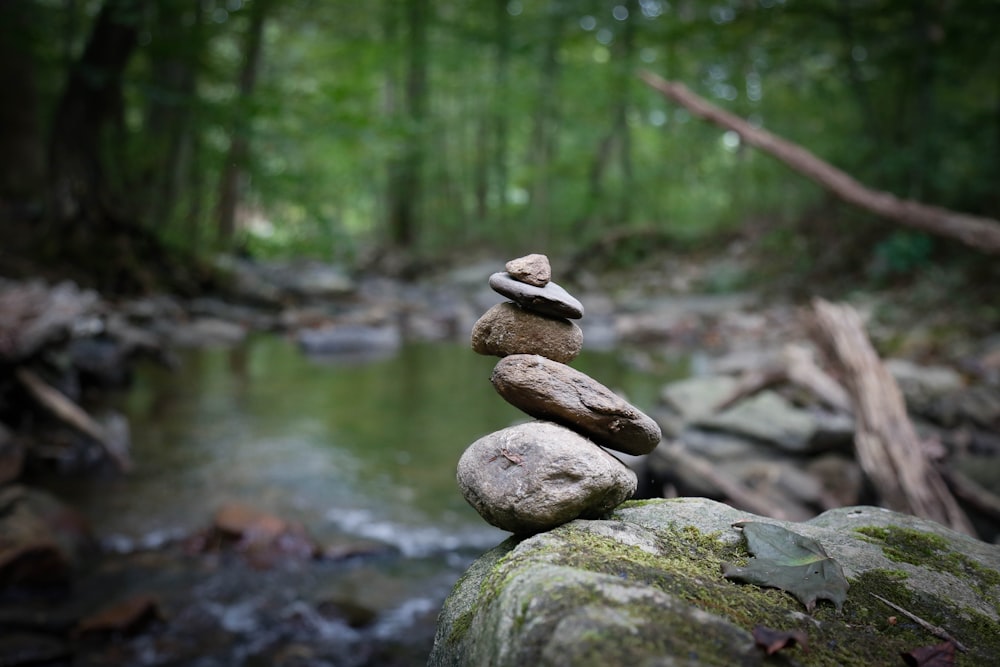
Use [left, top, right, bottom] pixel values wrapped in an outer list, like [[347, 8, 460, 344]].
[[639, 71, 1000, 254]]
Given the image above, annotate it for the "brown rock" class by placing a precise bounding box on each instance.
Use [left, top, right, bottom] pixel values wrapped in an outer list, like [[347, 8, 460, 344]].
[[0, 486, 92, 587], [505, 254, 551, 287], [195, 502, 322, 565], [490, 355, 662, 455], [471, 302, 583, 363], [457, 421, 636, 535], [75, 594, 165, 637]]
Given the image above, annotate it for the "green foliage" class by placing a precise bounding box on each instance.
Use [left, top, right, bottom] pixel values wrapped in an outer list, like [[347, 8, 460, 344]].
[[871, 231, 935, 280], [29, 0, 1000, 266]]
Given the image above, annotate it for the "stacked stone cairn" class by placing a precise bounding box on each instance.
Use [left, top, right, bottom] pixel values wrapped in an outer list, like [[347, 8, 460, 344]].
[[458, 254, 662, 535]]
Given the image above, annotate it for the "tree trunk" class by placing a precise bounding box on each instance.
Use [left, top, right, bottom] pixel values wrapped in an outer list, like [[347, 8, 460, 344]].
[[526, 7, 565, 236], [492, 0, 511, 222], [587, 0, 637, 227], [43, 0, 189, 293], [0, 2, 45, 203], [216, 0, 270, 248], [47, 0, 142, 228], [473, 0, 511, 225], [141, 0, 203, 241], [833, 0, 882, 152], [385, 0, 430, 251], [640, 71, 1000, 254]]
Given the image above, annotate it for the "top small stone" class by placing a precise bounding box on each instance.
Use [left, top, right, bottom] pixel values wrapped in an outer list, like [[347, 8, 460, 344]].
[[505, 254, 551, 287]]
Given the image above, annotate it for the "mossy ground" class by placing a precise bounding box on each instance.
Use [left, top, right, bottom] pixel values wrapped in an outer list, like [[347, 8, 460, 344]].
[[442, 502, 1000, 666]]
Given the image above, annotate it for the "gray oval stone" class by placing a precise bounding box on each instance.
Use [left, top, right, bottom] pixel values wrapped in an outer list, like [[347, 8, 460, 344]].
[[471, 302, 583, 363], [488, 273, 583, 320], [491, 354, 662, 455], [457, 421, 637, 535], [504, 254, 551, 287]]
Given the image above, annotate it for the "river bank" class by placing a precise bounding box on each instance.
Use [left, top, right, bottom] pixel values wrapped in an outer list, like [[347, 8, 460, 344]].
[[1, 252, 998, 665]]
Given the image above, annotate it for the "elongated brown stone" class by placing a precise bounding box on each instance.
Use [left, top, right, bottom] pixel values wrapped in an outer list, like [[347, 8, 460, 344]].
[[490, 354, 662, 455]]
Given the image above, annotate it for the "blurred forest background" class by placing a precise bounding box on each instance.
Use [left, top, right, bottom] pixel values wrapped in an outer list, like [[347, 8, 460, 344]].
[[2, 0, 1000, 292]]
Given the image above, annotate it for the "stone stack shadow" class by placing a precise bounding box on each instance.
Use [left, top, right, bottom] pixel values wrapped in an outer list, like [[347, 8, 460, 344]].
[[458, 254, 661, 535]]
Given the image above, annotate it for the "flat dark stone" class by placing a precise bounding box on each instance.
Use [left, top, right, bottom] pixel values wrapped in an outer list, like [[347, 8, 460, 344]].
[[488, 273, 583, 319]]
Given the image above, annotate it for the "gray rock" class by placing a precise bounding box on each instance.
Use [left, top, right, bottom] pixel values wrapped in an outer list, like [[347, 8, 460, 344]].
[[491, 354, 662, 455], [696, 390, 852, 453], [660, 375, 739, 421], [676, 426, 774, 461], [471, 302, 583, 363], [504, 254, 551, 287], [169, 317, 247, 347], [456, 422, 636, 535], [886, 358, 965, 401], [488, 273, 584, 320], [297, 324, 401, 356], [923, 385, 1000, 430], [430, 497, 1000, 667]]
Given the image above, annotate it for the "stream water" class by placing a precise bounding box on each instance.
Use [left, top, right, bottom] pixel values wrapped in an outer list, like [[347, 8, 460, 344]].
[[42, 334, 679, 666]]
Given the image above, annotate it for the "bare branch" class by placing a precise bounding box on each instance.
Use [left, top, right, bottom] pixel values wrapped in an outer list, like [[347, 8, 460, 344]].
[[639, 71, 1000, 254]]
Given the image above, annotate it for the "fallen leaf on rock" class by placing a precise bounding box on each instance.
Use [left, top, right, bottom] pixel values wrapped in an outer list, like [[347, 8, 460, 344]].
[[901, 641, 956, 667], [75, 594, 164, 637], [752, 625, 809, 655], [721, 521, 848, 612]]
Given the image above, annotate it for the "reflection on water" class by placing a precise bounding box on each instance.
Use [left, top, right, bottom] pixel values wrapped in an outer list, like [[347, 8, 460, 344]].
[[59, 335, 672, 553], [39, 334, 679, 664]]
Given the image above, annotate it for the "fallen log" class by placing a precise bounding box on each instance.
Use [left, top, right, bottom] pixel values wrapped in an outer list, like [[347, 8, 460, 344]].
[[16, 368, 131, 472], [714, 344, 852, 414], [809, 299, 974, 535], [657, 443, 809, 521], [639, 71, 1000, 255]]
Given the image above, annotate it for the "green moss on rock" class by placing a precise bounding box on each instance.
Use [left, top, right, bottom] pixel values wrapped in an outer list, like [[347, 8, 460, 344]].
[[856, 525, 1000, 597], [430, 499, 1000, 667]]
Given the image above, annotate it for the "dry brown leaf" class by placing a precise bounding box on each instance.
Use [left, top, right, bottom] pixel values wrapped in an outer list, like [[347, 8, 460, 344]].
[[752, 624, 809, 656], [901, 641, 956, 667]]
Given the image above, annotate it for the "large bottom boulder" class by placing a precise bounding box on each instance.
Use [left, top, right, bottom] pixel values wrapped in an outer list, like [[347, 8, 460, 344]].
[[429, 497, 1000, 667]]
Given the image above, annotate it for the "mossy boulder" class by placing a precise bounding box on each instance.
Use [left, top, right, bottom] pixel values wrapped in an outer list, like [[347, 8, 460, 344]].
[[429, 498, 1000, 666]]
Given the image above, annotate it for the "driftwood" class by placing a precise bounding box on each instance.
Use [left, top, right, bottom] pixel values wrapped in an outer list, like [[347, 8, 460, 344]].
[[715, 344, 852, 414], [639, 71, 1000, 255], [809, 299, 974, 536], [657, 443, 809, 521], [16, 368, 132, 472]]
